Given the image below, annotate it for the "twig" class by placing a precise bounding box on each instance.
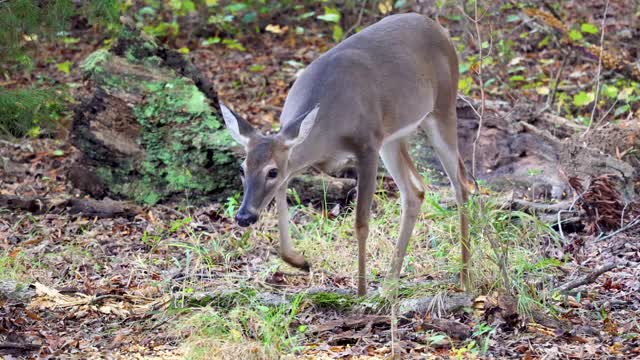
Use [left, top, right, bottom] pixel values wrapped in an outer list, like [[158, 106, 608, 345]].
[[158, 204, 190, 219], [546, 50, 571, 111], [0, 342, 41, 352], [91, 294, 126, 304], [553, 262, 617, 294], [541, 0, 563, 21], [596, 215, 640, 242], [511, 199, 573, 213], [584, 0, 609, 135], [557, 193, 583, 241], [467, 1, 487, 178], [596, 98, 618, 126], [344, 0, 368, 37]]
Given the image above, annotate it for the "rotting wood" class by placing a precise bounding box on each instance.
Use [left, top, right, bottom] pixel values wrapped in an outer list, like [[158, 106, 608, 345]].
[[399, 293, 473, 318], [0, 195, 141, 218], [309, 315, 389, 334]]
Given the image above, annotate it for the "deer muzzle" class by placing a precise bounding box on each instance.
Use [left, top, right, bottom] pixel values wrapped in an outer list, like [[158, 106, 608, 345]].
[[235, 209, 258, 227]]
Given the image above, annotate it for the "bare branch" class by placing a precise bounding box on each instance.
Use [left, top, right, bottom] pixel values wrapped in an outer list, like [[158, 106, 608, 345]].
[[553, 262, 617, 294], [584, 0, 609, 135]]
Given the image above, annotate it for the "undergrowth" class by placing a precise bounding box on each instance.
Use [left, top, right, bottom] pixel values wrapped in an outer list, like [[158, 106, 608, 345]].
[[0, 87, 68, 138], [169, 181, 562, 357]]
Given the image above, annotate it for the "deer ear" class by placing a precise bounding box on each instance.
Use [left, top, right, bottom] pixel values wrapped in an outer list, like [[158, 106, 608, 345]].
[[281, 106, 319, 148], [220, 103, 255, 147]]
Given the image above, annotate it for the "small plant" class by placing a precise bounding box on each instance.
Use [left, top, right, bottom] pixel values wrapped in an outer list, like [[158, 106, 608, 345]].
[[180, 292, 305, 359], [0, 251, 28, 280], [224, 194, 241, 218], [472, 322, 496, 353], [0, 87, 67, 138]]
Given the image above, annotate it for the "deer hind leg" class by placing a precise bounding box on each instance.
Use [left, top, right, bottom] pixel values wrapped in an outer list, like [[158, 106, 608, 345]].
[[354, 150, 379, 296], [276, 182, 309, 271], [424, 112, 471, 291], [380, 139, 425, 284]]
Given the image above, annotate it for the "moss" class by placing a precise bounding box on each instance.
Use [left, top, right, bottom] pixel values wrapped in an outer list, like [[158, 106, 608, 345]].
[[80, 29, 240, 204], [305, 291, 356, 311]]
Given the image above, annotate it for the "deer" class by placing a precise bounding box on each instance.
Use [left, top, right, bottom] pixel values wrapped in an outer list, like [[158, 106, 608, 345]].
[[220, 13, 472, 296]]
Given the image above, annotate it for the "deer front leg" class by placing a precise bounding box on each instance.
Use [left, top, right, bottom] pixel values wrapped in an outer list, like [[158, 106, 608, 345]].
[[355, 152, 379, 296], [276, 183, 310, 271]]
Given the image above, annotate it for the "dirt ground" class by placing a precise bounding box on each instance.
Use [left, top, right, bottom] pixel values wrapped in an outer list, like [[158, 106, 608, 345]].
[[2, 1, 640, 359]]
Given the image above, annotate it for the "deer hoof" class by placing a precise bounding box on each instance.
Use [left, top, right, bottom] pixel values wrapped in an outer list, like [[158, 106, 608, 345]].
[[281, 252, 310, 272]]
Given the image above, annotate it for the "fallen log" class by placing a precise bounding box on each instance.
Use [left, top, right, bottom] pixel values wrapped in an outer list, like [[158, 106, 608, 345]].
[[0, 195, 141, 218]]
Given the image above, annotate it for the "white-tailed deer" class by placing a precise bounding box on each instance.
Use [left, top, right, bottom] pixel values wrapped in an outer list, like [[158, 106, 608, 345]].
[[221, 13, 471, 295]]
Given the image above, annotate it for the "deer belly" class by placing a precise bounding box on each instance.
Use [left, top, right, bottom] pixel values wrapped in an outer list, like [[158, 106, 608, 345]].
[[315, 152, 356, 175]]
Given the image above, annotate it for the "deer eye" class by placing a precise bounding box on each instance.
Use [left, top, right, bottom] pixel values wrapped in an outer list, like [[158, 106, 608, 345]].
[[267, 168, 278, 179]]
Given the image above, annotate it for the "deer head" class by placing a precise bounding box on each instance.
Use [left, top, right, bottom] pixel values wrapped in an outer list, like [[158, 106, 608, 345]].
[[220, 103, 319, 227]]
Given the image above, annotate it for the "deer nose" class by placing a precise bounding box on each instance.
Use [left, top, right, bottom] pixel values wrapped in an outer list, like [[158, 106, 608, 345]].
[[235, 211, 258, 227]]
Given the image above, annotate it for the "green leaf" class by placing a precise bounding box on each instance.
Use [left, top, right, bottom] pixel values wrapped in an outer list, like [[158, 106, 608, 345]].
[[394, 0, 408, 8], [317, 13, 340, 22], [202, 37, 221, 46], [178, 47, 189, 54], [506, 14, 520, 23], [573, 91, 595, 106], [242, 11, 257, 23], [224, 3, 247, 13], [62, 37, 80, 45], [27, 126, 41, 138], [222, 38, 246, 51], [568, 29, 583, 41], [508, 75, 526, 83], [52, 149, 64, 157], [317, 7, 341, 23], [602, 85, 618, 99], [299, 11, 315, 19], [332, 24, 344, 42], [614, 104, 630, 116], [459, 62, 471, 74], [182, 1, 195, 12], [248, 64, 265, 72], [580, 23, 598, 34], [458, 76, 473, 94], [56, 61, 72, 74]]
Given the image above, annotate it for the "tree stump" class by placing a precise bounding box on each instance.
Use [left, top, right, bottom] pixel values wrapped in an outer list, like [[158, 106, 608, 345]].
[[69, 25, 240, 204]]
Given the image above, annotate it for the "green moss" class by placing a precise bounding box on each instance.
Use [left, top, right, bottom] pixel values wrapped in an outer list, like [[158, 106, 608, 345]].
[[81, 34, 239, 204], [131, 78, 237, 203], [305, 291, 356, 311]]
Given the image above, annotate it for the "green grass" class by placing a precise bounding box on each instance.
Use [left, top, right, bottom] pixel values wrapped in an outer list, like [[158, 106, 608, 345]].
[[172, 183, 562, 356], [0, 251, 29, 281], [178, 292, 305, 360]]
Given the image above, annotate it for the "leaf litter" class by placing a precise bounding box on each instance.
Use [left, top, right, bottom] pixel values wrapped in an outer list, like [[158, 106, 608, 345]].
[[1, 1, 640, 358]]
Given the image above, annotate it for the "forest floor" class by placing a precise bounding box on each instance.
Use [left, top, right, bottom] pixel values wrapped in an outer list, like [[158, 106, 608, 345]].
[[2, 1, 640, 359]]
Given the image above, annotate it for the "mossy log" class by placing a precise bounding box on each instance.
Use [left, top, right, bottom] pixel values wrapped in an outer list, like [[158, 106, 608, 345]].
[[69, 25, 239, 204]]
